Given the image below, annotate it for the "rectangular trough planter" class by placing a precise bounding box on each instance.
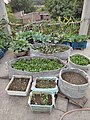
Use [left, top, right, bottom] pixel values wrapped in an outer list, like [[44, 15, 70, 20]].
[[5, 75, 32, 96], [71, 41, 87, 49], [28, 92, 55, 112], [31, 77, 58, 94]]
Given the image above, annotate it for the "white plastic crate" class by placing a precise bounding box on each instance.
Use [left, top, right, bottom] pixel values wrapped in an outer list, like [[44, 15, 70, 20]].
[[28, 92, 55, 112], [31, 77, 58, 94]]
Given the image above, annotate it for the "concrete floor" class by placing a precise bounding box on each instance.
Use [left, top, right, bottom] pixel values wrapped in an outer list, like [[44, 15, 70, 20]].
[[0, 41, 90, 120]]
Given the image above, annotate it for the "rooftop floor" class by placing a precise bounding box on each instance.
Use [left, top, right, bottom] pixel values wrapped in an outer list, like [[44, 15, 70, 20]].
[[0, 41, 90, 120]]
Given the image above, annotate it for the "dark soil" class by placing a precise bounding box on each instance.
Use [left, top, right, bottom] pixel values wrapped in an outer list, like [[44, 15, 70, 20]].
[[61, 72, 88, 85], [8, 78, 29, 91], [36, 79, 56, 88], [31, 94, 52, 105]]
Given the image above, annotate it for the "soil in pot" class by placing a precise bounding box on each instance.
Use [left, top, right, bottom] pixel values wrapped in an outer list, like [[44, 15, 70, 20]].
[[33, 44, 69, 54], [35, 79, 56, 88], [61, 72, 88, 85], [8, 78, 29, 91], [70, 54, 90, 66], [31, 93, 52, 105], [14, 51, 28, 57], [12, 58, 64, 72]]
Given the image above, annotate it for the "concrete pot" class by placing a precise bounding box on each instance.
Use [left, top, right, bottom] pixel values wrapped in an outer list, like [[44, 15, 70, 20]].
[[68, 53, 90, 72], [59, 68, 90, 98], [6, 56, 65, 78], [30, 43, 72, 60]]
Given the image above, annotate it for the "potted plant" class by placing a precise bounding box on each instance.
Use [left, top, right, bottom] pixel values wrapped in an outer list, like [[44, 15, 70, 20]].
[[70, 35, 88, 49], [30, 43, 72, 60], [16, 30, 34, 44], [60, 34, 71, 46], [5, 75, 32, 96], [28, 92, 55, 112], [31, 77, 58, 94], [0, 29, 12, 56], [6, 56, 65, 78], [69, 53, 90, 72], [59, 68, 90, 98], [9, 38, 30, 57]]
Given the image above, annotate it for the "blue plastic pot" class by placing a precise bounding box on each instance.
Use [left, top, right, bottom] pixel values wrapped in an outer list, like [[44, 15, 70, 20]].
[[2, 48, 8, 53], [0, 49, 4, 59], [71, 41, 87, 49]]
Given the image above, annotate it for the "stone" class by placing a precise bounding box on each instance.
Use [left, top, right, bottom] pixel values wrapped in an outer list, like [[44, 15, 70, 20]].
[[55, 95, 68, 112]]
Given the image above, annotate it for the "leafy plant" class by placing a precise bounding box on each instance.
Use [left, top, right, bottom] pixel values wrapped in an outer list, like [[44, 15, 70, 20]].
[[31, 93, 52, 105], [10, 0, 35, 13], [9, 39, 30, 53], [33, 44, 69, 54], [15, 30, 34, 44], [70, 35, 89, 42], [70, 54, 90, 66], [12, 58, 64, 72], [45, 0, 83, 19], [0, 29, 12, 49]]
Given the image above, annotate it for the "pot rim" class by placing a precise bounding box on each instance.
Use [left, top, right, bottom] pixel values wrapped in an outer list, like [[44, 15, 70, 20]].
[[68, 53, 90, 67], [59, 67, 90, 87], [6, 56, 65, 73], [31, 43, 72, 55]]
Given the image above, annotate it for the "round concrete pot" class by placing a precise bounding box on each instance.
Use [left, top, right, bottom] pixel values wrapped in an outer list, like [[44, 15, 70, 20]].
[[68, 53, 90, 72], [59, 68, 90, 98]]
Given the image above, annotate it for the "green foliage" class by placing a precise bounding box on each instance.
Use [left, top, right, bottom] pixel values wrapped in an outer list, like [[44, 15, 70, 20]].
[[45, 0, 83, 19], [33, 0, 45, 5], [39, 17, 80, 36], [70, 54, 90, 66], [0, 29, 12, 49], [9, 34, 30, 53], [33, 44, 69, 54], [10, 0, 35, 13], [31, 93, 51, 105], [15, 30, 50, 43], [9, 39, 30, 53], [6, 4, 23, 35], [12, 58, 64, 72], [69, 35, 89, 42]]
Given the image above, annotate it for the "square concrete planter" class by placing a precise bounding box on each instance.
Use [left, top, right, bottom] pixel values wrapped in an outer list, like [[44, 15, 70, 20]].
[[28, 92, 55, 112], [5, 75, 32, 96], [31, 77, 58, 94]]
